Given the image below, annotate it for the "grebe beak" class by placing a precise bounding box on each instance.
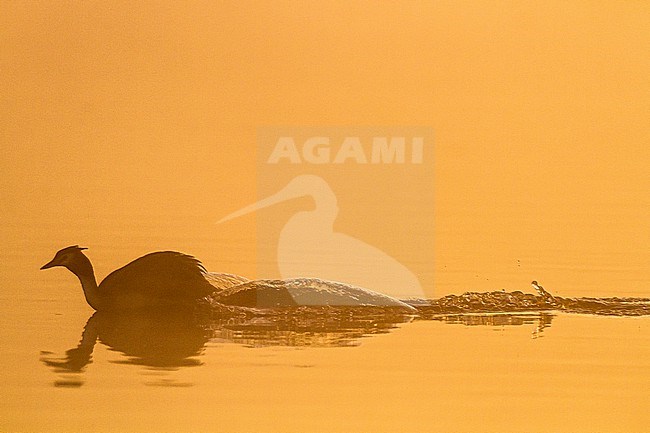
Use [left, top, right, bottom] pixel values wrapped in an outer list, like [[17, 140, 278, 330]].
[[40, 258, 58, 270]]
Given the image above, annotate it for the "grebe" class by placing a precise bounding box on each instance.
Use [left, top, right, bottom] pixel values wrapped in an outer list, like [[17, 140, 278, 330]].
[[41, 245, 415, 312], [40, 246, 247, 311]]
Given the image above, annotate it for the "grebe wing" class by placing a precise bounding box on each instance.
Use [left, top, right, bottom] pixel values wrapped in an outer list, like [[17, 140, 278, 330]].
[[99, 251, 215, 301]]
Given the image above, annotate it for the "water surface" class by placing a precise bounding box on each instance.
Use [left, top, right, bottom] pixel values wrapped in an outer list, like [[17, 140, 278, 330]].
[[1, 233, 648, 433]]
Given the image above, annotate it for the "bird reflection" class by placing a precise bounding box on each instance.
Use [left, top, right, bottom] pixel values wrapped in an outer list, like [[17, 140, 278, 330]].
[[41, 307, 558, 387], [41, 307, 414, 385], [41, 311, 209, 374]]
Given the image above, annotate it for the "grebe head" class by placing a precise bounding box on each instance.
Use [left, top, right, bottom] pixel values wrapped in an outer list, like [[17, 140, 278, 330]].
[[41, 245, 89, 271]]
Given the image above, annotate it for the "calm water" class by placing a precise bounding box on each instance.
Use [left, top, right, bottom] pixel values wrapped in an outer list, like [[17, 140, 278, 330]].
[[1, 224, 648, 433], [3, 2, 649, 432]]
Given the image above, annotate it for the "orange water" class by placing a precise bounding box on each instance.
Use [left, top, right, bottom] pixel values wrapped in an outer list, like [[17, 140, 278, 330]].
[[1, 231, 648, 433], [1, 2, 649, 432]]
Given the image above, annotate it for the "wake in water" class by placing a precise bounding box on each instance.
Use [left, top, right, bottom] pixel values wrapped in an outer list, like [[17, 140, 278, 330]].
[[412, 281, 650, 318], [201, 280, 650, 318]]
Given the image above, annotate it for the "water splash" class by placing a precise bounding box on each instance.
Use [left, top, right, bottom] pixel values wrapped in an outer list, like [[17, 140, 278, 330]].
[[412, 291, 650, 318]]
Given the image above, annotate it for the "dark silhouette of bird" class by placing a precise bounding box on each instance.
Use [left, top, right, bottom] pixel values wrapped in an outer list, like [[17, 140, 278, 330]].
[[40, 246, 247, 311], [41, 245, 416, 312]]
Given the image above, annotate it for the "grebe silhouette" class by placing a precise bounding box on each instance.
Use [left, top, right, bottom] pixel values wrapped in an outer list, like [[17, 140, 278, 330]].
[[40, 246, 247, 311], [219, 174, 424, 300], [40, 245, 414, 311]]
